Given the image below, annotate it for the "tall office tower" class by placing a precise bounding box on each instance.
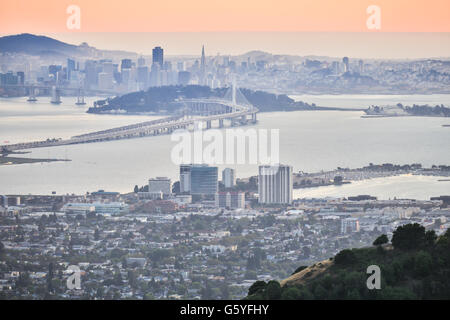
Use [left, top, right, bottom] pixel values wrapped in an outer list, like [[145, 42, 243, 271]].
[[358, 59, 364, 74], [200, 45, 206, 85], [180, 164, 192, 193], [137, 66, 149, 89], [180, 164, 218, 195], [148, 177, 171, 195], [222, 168, 236, 188], [332, 61, 340, 74], [84, 60, 98, 89], [67, 58, 76, 80], [98, 72, 113, 90], [258, 165, 293, 205], [190, 165, 218, 195], [164, 61, 172, 71], [121, 68, 131, 88], [149, 62, 161, 87], [102, 61, 115, 74], [16, 72, 25, 85], [177, 61, 185, 71], [342, 56, 349, 73], [152, 46, 164, 68], [121, 59, 132, 72], [138, 56, 146, 67]]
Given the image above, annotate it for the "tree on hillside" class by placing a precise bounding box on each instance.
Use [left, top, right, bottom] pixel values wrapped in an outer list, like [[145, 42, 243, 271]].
[[292, 265, 308, 275], [425, 230, 437, 247], [392, 223, 426, 250], [373, 234, 389, 246], [248, 280, 267, 296], [265, 281, 281, 300], [334, 249, 357, 266]]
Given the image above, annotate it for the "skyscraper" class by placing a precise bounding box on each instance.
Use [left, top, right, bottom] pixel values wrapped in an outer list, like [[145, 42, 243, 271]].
[[179, 164, 192, 193], [137, 66, 149, 89], [138, 56, 146, 67], [342, 57, 349, 73], [152, 46, 164, 68], [200, 45, 206, 85], [222, 168, 235, 188], [180, 164, 218, 195], [258, 165, 293, 205], [191, 165, 218, 195], [67, 58, 76, 80], [121, 59, 132, 72]]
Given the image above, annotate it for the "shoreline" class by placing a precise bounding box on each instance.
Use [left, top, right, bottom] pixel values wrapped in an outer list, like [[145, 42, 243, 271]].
[[0, 156, 70, 166]]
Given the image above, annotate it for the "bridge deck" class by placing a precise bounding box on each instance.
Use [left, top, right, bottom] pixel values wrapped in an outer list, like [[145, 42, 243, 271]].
[[1, 98, 258, 152]]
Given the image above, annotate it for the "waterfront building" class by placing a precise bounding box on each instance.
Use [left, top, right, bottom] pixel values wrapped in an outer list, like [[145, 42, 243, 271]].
[[222, 168, 236, 188], [180, 165, 192, 193], [62, 202, 128, 215], [258, 165, 293, 205], [148, 177, 171, 195], [180, 164, 218, 195]]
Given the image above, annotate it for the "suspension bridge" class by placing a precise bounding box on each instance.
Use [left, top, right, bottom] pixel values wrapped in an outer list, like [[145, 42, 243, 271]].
[[0, 85, 258, 153]]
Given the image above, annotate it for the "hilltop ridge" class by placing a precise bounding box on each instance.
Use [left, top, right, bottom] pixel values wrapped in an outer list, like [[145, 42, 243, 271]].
[[246, 224, 450, 300]]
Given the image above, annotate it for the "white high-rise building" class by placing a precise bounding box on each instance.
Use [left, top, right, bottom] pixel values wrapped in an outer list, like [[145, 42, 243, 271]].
[[98, 72, 113, 90], [258, 165, 293, 205], [180, 165, 191, 193], [148, 177, 171, 195], [222, 168, 235, 188]]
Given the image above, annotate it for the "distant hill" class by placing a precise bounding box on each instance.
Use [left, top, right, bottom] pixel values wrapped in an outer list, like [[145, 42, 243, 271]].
[[87, 85, 330, 114], [0, 33, 83, 56], [246, 224, 450, 300], [0, 33, 137, 59]]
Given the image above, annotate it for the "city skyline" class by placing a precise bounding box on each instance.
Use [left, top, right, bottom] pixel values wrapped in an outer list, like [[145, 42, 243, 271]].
[[1, 32, 449, 59], [1, 0, 450, 303]]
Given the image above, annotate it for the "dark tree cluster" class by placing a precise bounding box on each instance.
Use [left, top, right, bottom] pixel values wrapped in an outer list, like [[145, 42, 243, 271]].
[[247, 224, 450, 300]]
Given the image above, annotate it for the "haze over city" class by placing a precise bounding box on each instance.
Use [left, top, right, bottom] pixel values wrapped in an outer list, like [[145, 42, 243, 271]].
[[1, 32, 449, 59]]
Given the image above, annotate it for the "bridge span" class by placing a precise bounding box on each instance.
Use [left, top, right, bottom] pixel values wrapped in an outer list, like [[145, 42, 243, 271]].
[[1, 89, 258, 153]]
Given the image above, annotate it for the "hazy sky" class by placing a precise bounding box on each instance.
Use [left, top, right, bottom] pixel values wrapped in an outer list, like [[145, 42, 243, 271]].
[[1, 0, 450, 59], [1, 0, 450, 32], [38, 32, 450, 59]]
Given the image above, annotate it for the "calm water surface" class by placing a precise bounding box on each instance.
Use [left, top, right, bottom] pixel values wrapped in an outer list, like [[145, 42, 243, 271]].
[[0, 95, 449, 197]]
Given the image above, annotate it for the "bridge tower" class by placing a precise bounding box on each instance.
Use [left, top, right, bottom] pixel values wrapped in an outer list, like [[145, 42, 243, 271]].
[[27, 86, 37, 102], [50, 86, 62, 104], [232, 78, 237, 105], [76, 88, 86, 105]]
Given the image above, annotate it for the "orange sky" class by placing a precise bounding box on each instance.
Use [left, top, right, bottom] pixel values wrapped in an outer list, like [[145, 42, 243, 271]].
[[1, 0, 450, 33]]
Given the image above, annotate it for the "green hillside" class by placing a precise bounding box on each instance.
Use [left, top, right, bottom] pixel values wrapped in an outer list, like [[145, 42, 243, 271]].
[[246, 224, 450, 300], [87, 85, 324, 114]]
